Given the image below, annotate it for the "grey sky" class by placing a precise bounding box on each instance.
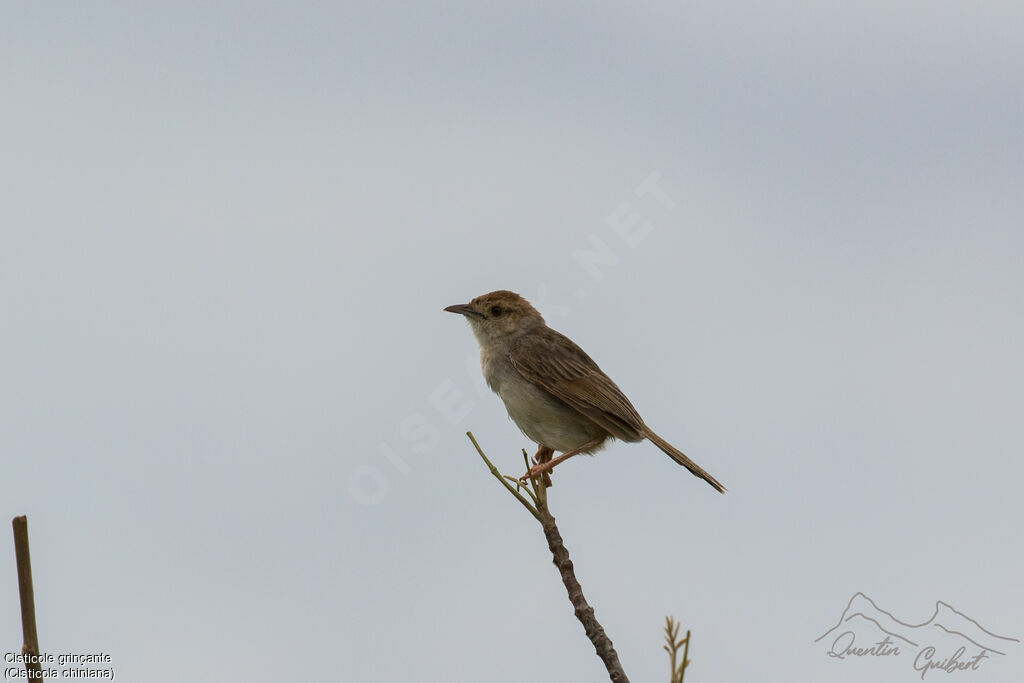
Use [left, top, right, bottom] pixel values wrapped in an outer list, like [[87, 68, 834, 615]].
[[2, 3, 1022, 682]]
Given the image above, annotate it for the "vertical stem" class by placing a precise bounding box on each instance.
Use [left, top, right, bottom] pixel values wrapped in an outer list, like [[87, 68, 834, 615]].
[[12, 515, 44, 682], [681, 629, 691, 680], [669, 630, 678, 682]]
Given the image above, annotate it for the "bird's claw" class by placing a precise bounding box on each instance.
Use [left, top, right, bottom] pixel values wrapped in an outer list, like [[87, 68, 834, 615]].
[[520, 462, 552, 485]]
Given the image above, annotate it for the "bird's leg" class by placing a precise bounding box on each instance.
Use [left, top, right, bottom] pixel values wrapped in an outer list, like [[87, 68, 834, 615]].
[[532, 445, 554, 487], [522, 437, 605, 482]]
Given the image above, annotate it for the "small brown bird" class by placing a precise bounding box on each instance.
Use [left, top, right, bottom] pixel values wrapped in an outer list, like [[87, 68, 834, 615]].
[[445, 290, 725, 492]]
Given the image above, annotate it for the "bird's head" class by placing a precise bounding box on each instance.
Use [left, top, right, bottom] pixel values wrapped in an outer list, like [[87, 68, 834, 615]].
[[444, 290, 545, 345]]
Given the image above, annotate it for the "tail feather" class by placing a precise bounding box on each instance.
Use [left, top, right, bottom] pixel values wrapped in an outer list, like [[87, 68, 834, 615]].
[[645, 429, 726, 493]]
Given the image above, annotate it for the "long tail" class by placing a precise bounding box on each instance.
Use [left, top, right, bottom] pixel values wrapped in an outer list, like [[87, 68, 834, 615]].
[[644, 429, 726, 493]]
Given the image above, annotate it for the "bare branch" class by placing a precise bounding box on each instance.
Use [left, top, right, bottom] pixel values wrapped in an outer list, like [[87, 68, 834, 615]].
[[467, 432, 540, 520], [466, 432, 630, 682]]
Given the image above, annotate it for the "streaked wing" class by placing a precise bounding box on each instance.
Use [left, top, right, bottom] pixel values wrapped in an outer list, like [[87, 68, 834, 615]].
[[508, 328, 645, 441]]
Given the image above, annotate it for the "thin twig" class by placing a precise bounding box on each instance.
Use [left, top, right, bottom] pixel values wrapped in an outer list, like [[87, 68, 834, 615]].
[[467, 432, 540, 521], [466, 432, 630, 683], [681, 629, 691, 681], [664, 616, 691, 683], [13, 515, 43, 682]]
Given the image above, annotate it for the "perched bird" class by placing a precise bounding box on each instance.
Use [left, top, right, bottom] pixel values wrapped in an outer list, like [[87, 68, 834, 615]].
[[445, 290, 725, 492]]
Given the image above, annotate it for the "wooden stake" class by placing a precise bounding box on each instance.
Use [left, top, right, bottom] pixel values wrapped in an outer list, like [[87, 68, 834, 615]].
[[12, 516, 43, 682]]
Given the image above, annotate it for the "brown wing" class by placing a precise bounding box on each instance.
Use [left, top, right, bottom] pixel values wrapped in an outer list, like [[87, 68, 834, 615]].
[[508, 328, 645, 441]]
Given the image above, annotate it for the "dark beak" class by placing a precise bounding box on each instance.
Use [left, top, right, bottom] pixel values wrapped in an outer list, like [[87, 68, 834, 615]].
[[444, 303, 483, 318]]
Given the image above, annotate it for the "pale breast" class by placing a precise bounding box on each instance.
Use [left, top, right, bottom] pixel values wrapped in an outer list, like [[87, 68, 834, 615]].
[[482, 349, 606, 452]]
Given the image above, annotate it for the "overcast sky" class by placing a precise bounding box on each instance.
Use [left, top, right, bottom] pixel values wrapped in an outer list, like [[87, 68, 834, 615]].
[[2, 3, 1022, 682]]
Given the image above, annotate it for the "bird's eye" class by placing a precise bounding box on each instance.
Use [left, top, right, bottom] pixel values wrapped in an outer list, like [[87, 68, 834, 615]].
[[490, 305, 503, 317]]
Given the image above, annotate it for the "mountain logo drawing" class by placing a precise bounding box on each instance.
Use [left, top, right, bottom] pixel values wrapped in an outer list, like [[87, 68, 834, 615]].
[[816, 592, 1019, 678]]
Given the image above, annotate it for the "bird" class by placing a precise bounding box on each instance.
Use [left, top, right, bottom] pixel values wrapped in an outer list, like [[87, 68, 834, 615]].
[[444, 290, 725, 492]]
